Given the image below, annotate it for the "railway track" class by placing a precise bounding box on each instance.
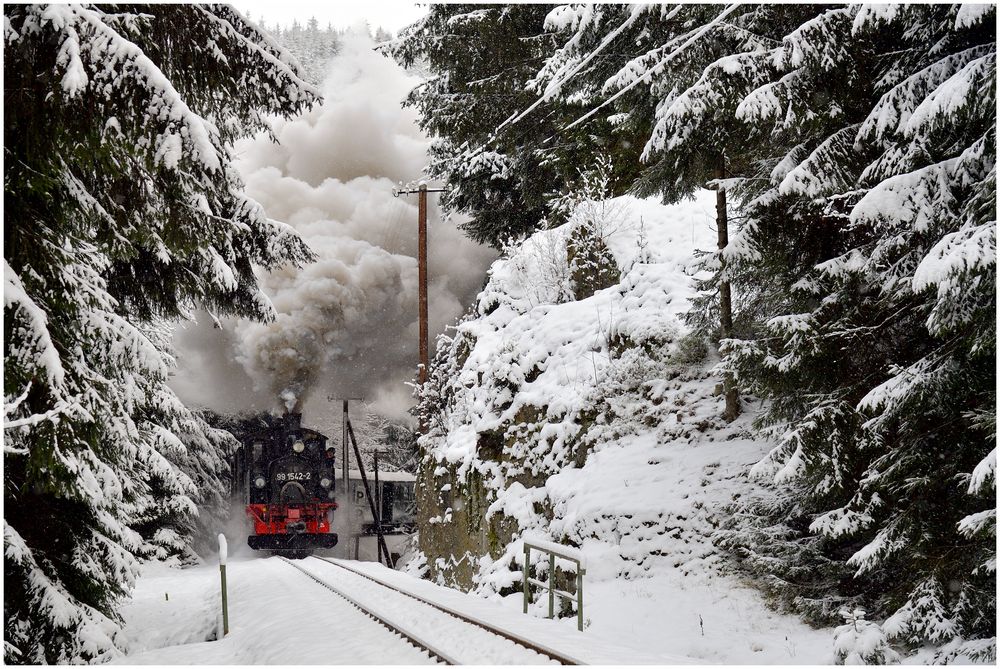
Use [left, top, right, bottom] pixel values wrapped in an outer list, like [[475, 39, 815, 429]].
[[279, 556, 457, 663], [280, 556, 585, 665]]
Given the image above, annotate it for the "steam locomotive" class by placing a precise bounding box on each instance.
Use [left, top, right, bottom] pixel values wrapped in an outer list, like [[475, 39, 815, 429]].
[[230, 412, 339, 554]]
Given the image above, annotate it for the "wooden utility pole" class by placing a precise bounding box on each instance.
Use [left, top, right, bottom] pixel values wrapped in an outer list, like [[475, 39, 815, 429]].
[[417, 184, 429, 386], [393, 182, 446, 430], [716, 156, 740, 422], [342, 400, 349, 491]]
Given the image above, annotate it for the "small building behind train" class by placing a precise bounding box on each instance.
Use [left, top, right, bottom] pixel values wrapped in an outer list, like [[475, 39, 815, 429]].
[[339, 469, 416, 564]]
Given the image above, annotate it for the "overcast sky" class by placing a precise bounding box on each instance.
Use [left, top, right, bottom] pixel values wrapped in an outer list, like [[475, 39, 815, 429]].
[[239, 1, 427, 33]]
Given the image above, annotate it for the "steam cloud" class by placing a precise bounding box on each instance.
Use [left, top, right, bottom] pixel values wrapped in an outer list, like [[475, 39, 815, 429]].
[[170, 31, 495, 422]]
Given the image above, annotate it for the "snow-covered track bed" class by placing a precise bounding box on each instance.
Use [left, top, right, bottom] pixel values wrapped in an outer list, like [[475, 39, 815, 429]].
[[300, 557, 578, 664], [279, 557, 452, 664]]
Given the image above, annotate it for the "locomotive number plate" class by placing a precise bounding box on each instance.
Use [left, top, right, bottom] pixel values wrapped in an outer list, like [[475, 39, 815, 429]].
[[275, 472, 311, 481]]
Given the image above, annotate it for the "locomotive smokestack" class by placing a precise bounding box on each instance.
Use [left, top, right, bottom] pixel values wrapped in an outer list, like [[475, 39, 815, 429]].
[[285, 411, 302, 432]]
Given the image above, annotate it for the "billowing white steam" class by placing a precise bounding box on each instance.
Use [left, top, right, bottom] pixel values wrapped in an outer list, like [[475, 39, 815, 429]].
[[170, 31, 495, 421]]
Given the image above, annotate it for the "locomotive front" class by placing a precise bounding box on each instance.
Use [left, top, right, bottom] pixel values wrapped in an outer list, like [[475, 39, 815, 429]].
[[240, 412, 338, 553]]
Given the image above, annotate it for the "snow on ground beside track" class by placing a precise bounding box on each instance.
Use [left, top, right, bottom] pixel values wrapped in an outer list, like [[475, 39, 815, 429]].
[[116, 557, 434, 664], [541, 416, 836, 664], [115, 560, 220, 657], [311, 557, 690, 664], [530, 367, 835, 663], [358, 552, 830, 664], [116, 554, 690, 664]]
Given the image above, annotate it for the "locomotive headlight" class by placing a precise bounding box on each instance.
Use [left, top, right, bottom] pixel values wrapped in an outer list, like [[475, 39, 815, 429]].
[[292, 440, 305, 453], [320, 477, 332, 489], [254, 476, 266, 489]]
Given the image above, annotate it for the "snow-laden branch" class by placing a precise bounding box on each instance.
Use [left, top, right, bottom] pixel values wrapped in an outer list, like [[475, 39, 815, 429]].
[[565, 4, 741, 132], [5, 260, 65, 389], [4, 399, 76, 432], [497, 5, 649, 136], [191, 5, 319, 102], [34, 4, 222, 171]]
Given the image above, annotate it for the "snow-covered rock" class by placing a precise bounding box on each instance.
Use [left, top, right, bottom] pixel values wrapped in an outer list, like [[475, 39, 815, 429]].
[[412, 191, 833, 662]]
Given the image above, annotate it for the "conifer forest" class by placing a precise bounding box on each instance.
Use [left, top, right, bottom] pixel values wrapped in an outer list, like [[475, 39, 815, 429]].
[[3, 3, 996, 665]]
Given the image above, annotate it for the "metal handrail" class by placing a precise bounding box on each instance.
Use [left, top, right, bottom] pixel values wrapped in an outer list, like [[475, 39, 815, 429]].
[[522, 540, 586, 631]]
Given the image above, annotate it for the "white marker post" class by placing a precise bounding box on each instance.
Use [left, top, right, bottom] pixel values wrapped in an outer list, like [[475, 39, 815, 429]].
[[218, 533, 229, 637]]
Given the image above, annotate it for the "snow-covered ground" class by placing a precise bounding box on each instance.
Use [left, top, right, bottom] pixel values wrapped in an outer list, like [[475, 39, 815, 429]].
[[116, 557, 433, 664], [539, 416, 836, 664], [115, 551, 960, 665], [116, 554, 689, 664]]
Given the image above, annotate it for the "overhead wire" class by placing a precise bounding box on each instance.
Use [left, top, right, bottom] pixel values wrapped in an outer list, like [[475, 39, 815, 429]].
[[380, 194, 410, 255], [490, 4, 650, 141], [563, 4, 741, 132]]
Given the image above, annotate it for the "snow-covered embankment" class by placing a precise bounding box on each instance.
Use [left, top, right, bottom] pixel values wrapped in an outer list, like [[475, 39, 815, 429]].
[[413, 191, 833, 663]]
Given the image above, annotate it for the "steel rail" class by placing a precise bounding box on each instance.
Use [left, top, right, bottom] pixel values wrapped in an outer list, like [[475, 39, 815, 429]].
[[312, 556, 585, 665], [279, 557, 458, 665]]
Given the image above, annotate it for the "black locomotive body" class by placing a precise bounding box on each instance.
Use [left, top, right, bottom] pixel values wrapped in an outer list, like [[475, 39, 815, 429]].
[[231, 412, 338, 553]]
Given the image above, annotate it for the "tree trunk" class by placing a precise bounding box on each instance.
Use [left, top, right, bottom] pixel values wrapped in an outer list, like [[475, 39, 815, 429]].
[[716, 156, 741, 422]]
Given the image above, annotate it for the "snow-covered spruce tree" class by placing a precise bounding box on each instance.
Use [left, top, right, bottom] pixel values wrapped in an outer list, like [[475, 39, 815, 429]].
[[533, 4, 804, 198], [715, 4, 995, 657], [685, 6, 897, 622], [388, 5, 554, 247], [4, 5, 316, 663], [833, 608, 900, 665], [270, 16, 341, 86], [389, 4, 643, 248]]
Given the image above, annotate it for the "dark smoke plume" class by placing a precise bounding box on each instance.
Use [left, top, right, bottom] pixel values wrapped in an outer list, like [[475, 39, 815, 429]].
[[170, 30, 495, 421]]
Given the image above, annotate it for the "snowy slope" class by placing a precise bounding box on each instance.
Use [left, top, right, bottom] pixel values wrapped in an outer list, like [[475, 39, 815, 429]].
[[415, 191, 837, 662]]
